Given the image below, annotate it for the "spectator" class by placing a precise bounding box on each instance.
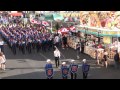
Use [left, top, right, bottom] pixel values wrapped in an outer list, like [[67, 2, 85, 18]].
[[103, 50, 108, 68], [62, 35, 68, 49], [0, 52, 6, 70], [114, 50, 120, 69]]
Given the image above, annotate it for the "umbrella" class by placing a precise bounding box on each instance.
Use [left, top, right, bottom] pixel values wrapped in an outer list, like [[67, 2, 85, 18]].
[[42, 21, 49, 26], [30, 18, 41, 25], [9, 12, 23, 16], [58, 28, 69, 34], [69, 26, 76, 32]]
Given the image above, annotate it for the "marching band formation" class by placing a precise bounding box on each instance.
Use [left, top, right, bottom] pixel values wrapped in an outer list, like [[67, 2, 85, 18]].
[[0, 24, 63, 55]]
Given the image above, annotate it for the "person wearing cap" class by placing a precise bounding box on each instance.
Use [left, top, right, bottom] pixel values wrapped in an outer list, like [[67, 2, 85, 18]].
[[54, 46, 61, 68], [61, 62, 69, 79], [69, 60, 78, 79], [82, 59, 90, 79], [45, 59, 53, 79]]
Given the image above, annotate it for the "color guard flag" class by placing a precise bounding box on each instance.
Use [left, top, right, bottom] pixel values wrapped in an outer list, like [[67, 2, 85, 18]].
[[45, 68, 54, 79]]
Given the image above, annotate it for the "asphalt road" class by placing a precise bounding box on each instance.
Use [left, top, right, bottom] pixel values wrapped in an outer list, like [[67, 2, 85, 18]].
[[0, 44, 119, 79]]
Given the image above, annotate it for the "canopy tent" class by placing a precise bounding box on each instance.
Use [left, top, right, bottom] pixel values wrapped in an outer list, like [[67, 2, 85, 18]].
[[58, 28, 69, 34], [75, 25, 120, 37], [45, 13, 64, 21], [9, 12, 23, 16]]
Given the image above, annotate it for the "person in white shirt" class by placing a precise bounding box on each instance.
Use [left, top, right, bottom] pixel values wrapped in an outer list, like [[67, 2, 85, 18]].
[[54, 35, 60, 48], [103, 50, 108, 68], [54, 46, 61, 68]]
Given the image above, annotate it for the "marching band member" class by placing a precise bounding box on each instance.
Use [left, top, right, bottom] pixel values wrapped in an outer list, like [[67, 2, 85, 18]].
[[45, 59, 53, 79], [69, 60, 78, 79], [82, 59, 90, 79], [61, 62, 69, 79]]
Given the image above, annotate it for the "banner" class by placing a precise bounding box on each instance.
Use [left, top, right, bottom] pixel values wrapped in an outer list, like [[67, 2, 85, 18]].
[[45, 68, 54, 79], [62, 67, 69, 77], [103, 36, 111, 44]]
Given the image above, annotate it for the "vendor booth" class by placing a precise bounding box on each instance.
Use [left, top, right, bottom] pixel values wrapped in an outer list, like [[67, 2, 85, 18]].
[[75, 25, 120, 59]]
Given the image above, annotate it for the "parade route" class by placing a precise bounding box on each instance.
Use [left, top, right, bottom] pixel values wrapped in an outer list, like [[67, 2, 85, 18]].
[[0, 45, 120, 79], [1, 11, 120, 79]]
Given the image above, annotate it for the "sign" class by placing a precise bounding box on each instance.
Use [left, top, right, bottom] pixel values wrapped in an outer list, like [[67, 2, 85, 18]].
[[45, 68, 54, 79], [62, 67, 69, 77], [103, 36, 111, 44], [70, 65, 78, 74]]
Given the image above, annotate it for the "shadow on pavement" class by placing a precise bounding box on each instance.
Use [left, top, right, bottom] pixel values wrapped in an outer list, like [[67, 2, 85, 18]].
[[4, 45, 93, 61]]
